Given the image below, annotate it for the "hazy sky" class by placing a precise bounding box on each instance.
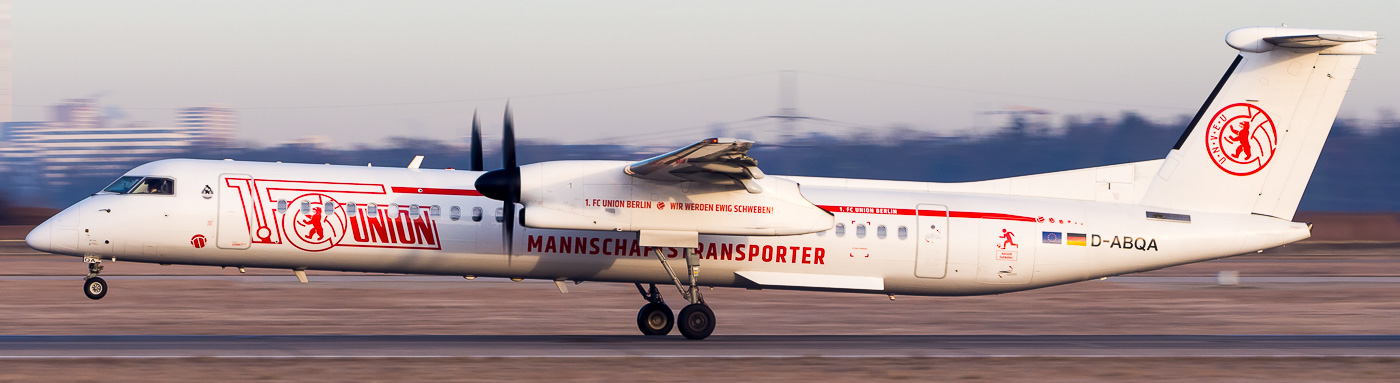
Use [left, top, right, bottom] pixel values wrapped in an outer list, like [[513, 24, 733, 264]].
[[15, 1, 1400, 146]]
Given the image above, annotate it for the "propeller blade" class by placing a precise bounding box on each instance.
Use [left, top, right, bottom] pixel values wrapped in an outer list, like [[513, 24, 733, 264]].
[[502, 103, 519, 256], [470, 109, 483, 171], [503, 199, 515, 256], [473, 104, 522, 257], [503, 103, 516, 170]]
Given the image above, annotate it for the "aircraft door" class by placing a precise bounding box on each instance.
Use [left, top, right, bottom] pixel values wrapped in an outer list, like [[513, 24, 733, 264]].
[[976, 219, 1035, 284], [216, 174, 254, 249], [915, 204, 949, 278]]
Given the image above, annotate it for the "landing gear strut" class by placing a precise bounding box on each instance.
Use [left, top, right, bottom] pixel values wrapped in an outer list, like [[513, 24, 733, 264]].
[[633, 247, 716, 340], [83, 256, 107, 300]]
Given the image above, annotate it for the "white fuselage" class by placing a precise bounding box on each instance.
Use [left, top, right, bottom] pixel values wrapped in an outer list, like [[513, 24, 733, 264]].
[[28, 159, 1309, 296]]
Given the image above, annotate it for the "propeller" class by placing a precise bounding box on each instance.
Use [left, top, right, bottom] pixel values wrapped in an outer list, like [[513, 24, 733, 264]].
[[474, 104, 521, 256], [470, 109, 484, 172]]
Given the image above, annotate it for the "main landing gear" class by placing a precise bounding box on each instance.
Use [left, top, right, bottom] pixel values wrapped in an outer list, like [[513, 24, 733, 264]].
[[633, 247, 716, 340], [635, 283, 673, 335], [83, 256, 107, 300]]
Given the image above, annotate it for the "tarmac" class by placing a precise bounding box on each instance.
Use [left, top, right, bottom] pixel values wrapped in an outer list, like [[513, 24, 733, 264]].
[[3, 334, 1400, 358], [4, 225, 1400, 380]]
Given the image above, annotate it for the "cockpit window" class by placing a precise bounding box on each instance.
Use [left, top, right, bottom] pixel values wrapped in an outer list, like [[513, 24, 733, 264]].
[[102, 176, 144, 194], [131, 177, 174, 195], [101, 176, 174, 195]]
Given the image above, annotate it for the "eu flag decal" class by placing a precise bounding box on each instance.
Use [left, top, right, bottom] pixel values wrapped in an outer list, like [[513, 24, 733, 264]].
[[1042, 231, 1062, 244]]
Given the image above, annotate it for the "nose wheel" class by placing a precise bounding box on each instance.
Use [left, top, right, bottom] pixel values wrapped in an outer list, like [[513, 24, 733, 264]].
[[83, 277, 107, 300], [82, 257, 107, 300]]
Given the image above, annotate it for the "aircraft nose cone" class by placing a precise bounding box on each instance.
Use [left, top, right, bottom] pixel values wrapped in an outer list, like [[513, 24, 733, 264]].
[[25, 220, 52, 253]]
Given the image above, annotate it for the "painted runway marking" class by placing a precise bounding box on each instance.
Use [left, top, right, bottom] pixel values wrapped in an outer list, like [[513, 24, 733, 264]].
[[2, 353, 1400, 357]]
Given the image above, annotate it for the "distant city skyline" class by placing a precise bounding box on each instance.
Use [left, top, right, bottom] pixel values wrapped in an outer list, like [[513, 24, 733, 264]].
[[13, 1, 1400, 146], [0, 99, 205, 200]]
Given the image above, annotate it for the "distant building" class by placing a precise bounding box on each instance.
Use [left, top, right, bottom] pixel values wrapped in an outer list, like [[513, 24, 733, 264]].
[[282, 135, 332, 150], [0, 0, 11, 124], [5, 99, 193, 190], [176, 105, 237, 147]]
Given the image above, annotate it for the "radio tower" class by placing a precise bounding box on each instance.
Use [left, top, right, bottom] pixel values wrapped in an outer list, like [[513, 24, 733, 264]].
[[762, 70, 820, 142], [776, 70, 799, 140], [745, 70, 849, 143]]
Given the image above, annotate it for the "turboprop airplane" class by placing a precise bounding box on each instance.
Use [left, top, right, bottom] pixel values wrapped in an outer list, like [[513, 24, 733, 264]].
[[25, 26, 1378, 339]]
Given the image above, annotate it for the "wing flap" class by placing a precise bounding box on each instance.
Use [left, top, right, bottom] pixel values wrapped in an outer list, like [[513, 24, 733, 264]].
[[624, 138, 766, 193]]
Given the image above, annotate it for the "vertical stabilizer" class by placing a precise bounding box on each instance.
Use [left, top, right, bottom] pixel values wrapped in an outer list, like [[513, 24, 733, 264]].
[[1140, 27, 1377, 220]]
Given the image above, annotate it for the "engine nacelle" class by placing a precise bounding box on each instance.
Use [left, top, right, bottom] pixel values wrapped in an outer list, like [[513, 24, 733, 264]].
[[517, 160, 833, 236]]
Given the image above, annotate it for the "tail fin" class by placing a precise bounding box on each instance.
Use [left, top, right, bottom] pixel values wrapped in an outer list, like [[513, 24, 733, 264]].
[[1140, 27, 1378, 220]]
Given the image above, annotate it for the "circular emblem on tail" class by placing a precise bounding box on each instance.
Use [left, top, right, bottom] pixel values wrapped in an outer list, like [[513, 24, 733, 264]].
[[1204, 103, 1278, 176]]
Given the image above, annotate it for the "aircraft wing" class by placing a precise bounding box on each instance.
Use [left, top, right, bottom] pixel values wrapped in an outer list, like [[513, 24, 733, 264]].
[[624, 138, 767, 193]]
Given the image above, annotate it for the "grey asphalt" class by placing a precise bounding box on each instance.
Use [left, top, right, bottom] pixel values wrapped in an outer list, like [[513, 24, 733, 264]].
[[1, 335, 1398, 358]]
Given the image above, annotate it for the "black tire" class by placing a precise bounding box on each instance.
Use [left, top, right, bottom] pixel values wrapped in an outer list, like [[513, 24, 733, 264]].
[[83, 277, 107, 300], [677, 304, 715, 340], [637, 302, 674, 335]]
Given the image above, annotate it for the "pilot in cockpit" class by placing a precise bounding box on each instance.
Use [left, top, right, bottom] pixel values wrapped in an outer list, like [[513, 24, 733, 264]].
[[108, 177, 174, 195]]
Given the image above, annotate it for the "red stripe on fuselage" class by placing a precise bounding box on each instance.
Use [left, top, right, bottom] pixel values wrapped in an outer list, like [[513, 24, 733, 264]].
[[816, 205, 1036, 222], [390, 187, 483, 196]]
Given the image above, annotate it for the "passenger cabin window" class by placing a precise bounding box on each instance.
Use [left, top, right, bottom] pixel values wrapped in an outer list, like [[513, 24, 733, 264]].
[[430, 205, 441, 217], [856, 224, 867, 238], [409, 204, 421, 218], [387, 203, 399, 218], [324, 202, 335, 215], [897, 226, 908, 240], [834, 223, 846, 237], [277, 199, 288, 214], [472, 207, 484, 222], [877, 225, 887, 239], [300, 200, 311, 215], [347, 202, 358, 217], [449, 206, 461, 221], [368, 203, 379, 217], [494, 207, 504, 223]]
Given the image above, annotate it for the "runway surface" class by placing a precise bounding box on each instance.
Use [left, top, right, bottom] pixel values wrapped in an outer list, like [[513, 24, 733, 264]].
[[3, 335, 1399, 358], [4, 275, 1400, 284]]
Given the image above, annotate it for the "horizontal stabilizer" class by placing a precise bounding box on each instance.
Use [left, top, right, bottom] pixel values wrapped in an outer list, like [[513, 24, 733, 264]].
[[736, 271, 884, 291], [1264, 34, 1373, 48], [1226, 27, 1377, 55]]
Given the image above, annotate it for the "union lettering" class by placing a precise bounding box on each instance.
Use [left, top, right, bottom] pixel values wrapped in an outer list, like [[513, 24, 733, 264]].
[[345, 207, 441, 249]]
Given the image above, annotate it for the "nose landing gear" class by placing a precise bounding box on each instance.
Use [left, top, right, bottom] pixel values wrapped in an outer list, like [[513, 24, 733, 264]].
[[83, 256, 107, 300]]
